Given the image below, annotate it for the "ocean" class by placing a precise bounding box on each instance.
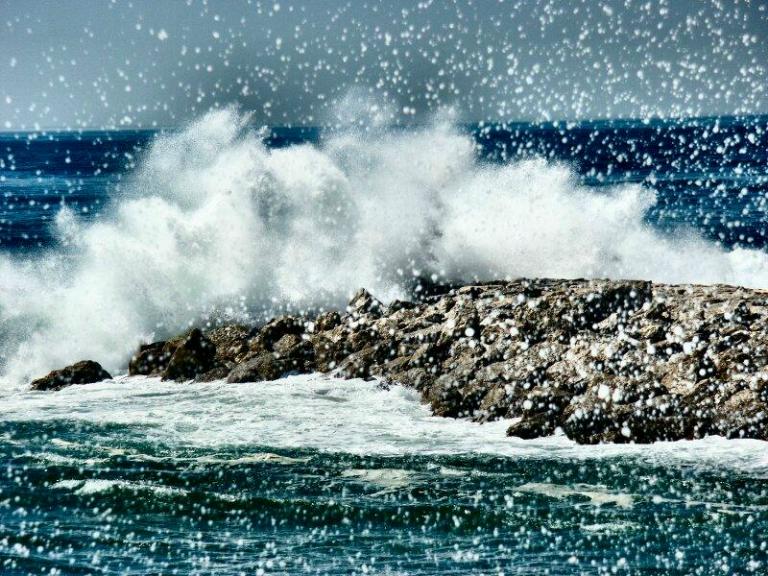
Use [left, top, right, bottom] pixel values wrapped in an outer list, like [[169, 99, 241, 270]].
[[1, 113, 768, 574]]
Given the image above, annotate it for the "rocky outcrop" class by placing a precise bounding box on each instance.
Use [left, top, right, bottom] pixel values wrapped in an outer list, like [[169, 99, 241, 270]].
[[30, 360, 112, 391], [31, 278, 768, 444], [161, 328, 217, 381], [128, 341, 173, 376]]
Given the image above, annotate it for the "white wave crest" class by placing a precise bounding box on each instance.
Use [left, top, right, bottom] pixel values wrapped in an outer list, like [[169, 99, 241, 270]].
[[2, 107, 768, 384]]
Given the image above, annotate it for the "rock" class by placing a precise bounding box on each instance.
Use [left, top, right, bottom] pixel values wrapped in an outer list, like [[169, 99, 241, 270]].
[[507, 414, 559, 439], [261, 315, 305, 342], [135, 278, 768, 445], [389, 299, 417, 312], [336, 345, 383, 379], [161, 329, 217, 381], [560, 281, 653, 331], [562, 383, 626, 444], [194, 365, 232, 383], [227, 353, 288, 383], [248, 315, 306, 356], [619, 394, 701, 443], [273, 333, 302, 356], [713, 389, 768, 439], [206, 324, 250, 365], [30, 360, 112, 391], [276, 337, 316, 372], [313, 311, 341, 332], [348, 288, 383, 316], [128, 341, 172, 376], [311, 334, 344, 371]]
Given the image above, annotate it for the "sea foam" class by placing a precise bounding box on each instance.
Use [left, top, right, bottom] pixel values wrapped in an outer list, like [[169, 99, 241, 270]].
[[2, 107, 768, 384], [1, 374, 767, 474]]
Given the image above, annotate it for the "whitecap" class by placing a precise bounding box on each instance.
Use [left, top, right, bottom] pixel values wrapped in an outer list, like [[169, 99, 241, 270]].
[[4, 108, 768, 384]]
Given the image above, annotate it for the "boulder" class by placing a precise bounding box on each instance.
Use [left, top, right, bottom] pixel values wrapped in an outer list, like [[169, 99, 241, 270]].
[[30, 360, 112, 391], [247, 315, 306, 356], [194, 365, 232, 383], [206, 324, 250, 365], [311, 334, 344, 371], [227, 353, 287, 383], [507, 414, 559, 439], [161, 329, 217, 381], [128, 341, 172, 376], [348, 288, 383, 316], [314, 311, 341, 332]]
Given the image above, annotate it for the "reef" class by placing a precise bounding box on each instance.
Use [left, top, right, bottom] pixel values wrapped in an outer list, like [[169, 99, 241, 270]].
[[31, 278, 768, 444]]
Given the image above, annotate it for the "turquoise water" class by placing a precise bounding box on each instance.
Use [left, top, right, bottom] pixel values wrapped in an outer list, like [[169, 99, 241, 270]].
[[0, 376, 766, 574]]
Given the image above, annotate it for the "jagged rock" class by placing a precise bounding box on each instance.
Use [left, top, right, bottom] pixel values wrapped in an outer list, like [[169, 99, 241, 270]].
[[314, 311, 341, 332], [507, 414, 559, 439], [31, 360, 112, 391], [128, 341, 172, 376], [105, 277, 768, 444], [560, 281, 652, 331], [389, 299, 417, 312], [336, 345, 383, 379], [206, 324, 250, 365], [713, 389, 768, 439], [161, 329, 217, 381], [194, 365, 231, 382], [311, 334, 343, 372], [273, 334, 302, 356], [227, 353, 287, 383], [619, 394, 700, 443], [247, 315, 307, 358], [348, 288, 383, 316]]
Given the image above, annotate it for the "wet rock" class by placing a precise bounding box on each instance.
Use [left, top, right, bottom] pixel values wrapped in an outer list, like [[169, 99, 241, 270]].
[[311, 333, 344, 372], [194, 365, 232, 383], [128, 341, 172, 376], [713, 389, 768, 439], [227, 353, 288, 383], [562, 384, 625, 444], [313, 311, 341, 332], [564, 281, 652, 331], [127, 277, 768, 444], [31, 360, 112, 391], [247, 315, 307, 358], [336, 343, 390, 379], [619, 394, 701, 443], [206, 324, 250, 365], [507, 413, 559, 439], [161, 329, 217, 381], [348, 288, 383, 316]]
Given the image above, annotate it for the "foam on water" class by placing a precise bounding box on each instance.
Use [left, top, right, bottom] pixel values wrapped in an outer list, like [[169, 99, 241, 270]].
[[2, 374, 767, 474], [515, 483, 635, 509], [51, 479, 189, 497], [3, 107, 768, 383]]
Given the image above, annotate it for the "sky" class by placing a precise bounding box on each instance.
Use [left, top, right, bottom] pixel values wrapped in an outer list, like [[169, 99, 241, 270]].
[[0, 0, 766, 130]]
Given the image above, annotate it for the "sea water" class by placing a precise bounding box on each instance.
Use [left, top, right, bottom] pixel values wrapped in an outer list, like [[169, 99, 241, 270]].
[[0, 113, 767, 573]]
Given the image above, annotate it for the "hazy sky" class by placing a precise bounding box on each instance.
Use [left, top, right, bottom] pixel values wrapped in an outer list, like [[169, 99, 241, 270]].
[[1, 0, 766, 129]]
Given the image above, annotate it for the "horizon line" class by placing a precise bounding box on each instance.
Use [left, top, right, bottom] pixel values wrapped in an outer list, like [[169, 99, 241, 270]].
[[1, 112, 767, 135]]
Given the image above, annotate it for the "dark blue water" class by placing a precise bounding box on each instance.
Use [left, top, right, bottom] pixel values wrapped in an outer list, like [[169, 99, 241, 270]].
[[2, 422, 767, 575], [2, 116, 767, 252]]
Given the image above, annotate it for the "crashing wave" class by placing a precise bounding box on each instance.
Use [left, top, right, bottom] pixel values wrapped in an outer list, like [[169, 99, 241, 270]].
[[2, 107, 768, 384]]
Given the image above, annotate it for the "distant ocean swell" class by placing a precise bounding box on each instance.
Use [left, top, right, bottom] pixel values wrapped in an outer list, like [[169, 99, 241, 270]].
[[2, 108, 768, 385]]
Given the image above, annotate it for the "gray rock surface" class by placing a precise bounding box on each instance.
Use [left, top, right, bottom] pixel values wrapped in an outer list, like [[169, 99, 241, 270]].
[[33, 278, 768, 444]]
